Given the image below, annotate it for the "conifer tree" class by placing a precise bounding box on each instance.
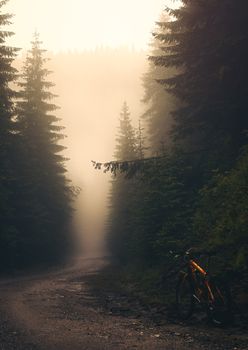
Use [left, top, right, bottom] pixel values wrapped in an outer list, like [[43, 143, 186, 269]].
[[0, 0, 20, 268], [107, 102, 138, 261], [151, 0, 248, 169], [96, 1, 248, 293], [16, 33, 73, 264], [142, 13, 177, 155], [114, 101, 137, 161], [136, 120, 146, 159]]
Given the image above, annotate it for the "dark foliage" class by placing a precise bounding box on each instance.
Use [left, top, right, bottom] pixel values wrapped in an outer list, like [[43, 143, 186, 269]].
[[0, 0, 21, 269], [151, 0, 248, 169], [0, 2, 74, 271], [13, 33, 74, 267], [95, 1, 248, 290]]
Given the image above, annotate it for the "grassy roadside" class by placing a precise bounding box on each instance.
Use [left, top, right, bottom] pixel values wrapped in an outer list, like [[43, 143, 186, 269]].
[[84, 261, 248, 350], [86, 261, 248, 327]]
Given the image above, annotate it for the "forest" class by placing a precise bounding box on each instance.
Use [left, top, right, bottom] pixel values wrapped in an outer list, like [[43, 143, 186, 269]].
[[1, 1, 248, 348], [0, 1, 74, 270], [0, 0, 248, 320], [98, 0, 248, 299]]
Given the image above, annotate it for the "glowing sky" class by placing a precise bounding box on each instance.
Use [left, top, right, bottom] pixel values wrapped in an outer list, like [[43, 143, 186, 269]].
[[5, 0, 179, 52]]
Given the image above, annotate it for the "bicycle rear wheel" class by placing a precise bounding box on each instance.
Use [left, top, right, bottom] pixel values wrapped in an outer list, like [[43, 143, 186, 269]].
[[207, 278, 233, 326], [176, 273, 195, 320]]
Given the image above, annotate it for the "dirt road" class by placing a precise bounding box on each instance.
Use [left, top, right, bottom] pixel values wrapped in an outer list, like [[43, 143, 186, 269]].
[[0, 257, 247, 349]]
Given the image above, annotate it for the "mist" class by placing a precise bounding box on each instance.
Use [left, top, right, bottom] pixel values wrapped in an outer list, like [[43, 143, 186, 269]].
[[1, 2, 247, 347], [46, 48, 148, 256]]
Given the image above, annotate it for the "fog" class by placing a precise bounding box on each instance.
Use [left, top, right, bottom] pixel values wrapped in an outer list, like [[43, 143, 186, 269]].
[[46, 48, 148, 256], [6, 0, 177, 259]]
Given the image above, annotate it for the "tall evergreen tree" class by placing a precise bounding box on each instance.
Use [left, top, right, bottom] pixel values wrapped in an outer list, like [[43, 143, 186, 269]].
[[0, 0, 20, 268], [107, 102, 139, 262], [95, 1, 248, 298], [136, 120, 146, 159], [16, 33, 73, 265], [151, 0, 248, 170], [114, 101, 137, 161], [142, 13, 177, 155]]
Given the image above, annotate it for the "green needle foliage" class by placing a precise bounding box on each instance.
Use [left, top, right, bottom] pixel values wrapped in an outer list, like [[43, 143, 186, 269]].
[[98, 1, 248, 285], [15, 33, 74, 266], [151, 0, 248, 169], [1, 1, 74, 271], [0, 0, 20, 269], [141, 12, 177, 154], [194, 145, 248, 269], [107, 102, 140, 262]]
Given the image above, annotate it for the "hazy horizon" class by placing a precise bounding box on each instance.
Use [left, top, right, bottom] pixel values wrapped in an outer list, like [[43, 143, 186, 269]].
[[6, 0, 180, 52], [6, 0, 181, 255], [15, 48, 148, 254]]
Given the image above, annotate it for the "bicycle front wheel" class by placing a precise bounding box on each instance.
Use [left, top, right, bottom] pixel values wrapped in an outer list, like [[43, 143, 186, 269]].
[[176, 273, 195, 320]]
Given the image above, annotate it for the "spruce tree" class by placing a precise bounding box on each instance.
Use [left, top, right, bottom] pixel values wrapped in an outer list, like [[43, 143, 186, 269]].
[[114, 101, 137, 161], [95, 1, 248, 290], [16, 33, 73, 265], [0, 0, 19, 268], [142, 13, 177, 155], [136, 120, 146, 159], [107, 102, 138, 262], [151, 0, 248, 169]]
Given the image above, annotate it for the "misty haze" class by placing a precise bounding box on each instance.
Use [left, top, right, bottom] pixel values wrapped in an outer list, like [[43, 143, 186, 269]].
[[0, 1, 248, 349], [49, 49, 147, 255]]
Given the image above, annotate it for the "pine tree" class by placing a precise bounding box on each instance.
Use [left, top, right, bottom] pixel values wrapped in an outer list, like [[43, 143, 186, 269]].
[[0, 0, 20, 268], [16, 33, 73, 265]]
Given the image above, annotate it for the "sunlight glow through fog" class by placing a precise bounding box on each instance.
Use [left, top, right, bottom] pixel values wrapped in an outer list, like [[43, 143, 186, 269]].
[[7, 0, 181, 256], [6, 0, 180, 51]]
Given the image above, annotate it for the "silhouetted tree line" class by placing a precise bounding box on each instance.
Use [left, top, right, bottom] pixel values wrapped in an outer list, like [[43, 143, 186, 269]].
[[0, 1, 74, 271], [104, 0, 248, 275]]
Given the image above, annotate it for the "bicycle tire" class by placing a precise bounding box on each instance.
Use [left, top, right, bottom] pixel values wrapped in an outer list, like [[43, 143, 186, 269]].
[[176, 273, 195, 320], [206, 278, 233, 326]]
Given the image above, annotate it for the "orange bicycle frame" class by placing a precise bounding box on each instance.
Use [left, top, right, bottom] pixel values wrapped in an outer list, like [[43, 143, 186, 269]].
[[189, 259, 215, 301]]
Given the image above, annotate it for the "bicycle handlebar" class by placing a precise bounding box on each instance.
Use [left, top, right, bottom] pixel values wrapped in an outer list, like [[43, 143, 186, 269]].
[[169, 247, 217, 261], [185, 247, 217, 258]]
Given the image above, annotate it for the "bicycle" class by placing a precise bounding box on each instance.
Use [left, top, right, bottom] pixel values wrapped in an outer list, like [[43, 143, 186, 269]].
[[175, 248, 233, 325]]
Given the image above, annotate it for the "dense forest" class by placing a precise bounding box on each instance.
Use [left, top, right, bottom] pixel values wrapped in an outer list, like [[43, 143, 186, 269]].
[[101, 0, 248, 285], [0, 1, 74, 271], [1, 0, 248, 290], [1, 1, 248, 347]]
